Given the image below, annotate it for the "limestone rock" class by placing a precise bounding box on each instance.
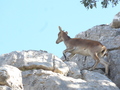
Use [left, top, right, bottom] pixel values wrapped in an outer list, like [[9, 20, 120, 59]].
[[0, 65, 23, 90], [109, 50, 120, 87], [0, 86, 11, 90], [82, 70, 119, 90], [110, 12, 120, 28], [22, 69, 119, 90], [0, 49, 120, 89], [65, 61, 82, 79], [0, 50, 69, 76]]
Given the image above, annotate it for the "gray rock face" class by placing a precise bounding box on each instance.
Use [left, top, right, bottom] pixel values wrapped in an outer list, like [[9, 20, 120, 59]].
[[0, 50, 69, 76], [22, 69, 119, 90], [110, 12, 120, 28], [0, 65, 23, 90], [65, 61, 82, 79], [109, 50, 120, 87], [82, 70, 119, 90]]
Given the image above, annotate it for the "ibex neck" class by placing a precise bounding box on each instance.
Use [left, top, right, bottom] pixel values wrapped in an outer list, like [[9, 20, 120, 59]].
[[62, 33, 71, 42]]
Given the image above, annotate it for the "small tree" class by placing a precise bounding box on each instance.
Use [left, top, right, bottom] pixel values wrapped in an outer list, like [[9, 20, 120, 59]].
[[80, 0, 120, 9]]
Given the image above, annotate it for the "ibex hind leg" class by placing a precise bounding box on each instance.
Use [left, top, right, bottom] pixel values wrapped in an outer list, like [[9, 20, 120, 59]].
[[68, 53, 75, 60], [89, 53, 100, 71], [99, 58, 109, 75]]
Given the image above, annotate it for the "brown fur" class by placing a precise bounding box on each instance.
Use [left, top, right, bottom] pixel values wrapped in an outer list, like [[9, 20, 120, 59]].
[[56, 26, 109, 75]]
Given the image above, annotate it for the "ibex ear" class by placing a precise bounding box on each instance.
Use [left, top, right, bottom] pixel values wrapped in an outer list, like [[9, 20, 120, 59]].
[[65, 31, 68, 34], [58, 26, 62, 32]]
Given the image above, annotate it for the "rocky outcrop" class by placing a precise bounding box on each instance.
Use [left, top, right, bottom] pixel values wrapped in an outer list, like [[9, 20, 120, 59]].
[[0, 50, 119, 90], [110, 12, 120, 28], [0, 50, 69, 76], [0, 65, 23, 90], [82, 70, 119, 90], [22, 69, 119, 90]]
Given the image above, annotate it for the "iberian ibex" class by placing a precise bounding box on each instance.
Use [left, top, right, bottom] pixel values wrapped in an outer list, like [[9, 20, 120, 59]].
[[56, 26, 109, 75]]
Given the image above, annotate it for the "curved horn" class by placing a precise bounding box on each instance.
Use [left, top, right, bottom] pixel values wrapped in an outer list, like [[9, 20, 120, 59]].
[[58, 26, 62, 32]]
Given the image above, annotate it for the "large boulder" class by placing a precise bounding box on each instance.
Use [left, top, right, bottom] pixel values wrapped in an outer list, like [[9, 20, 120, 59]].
[[82, 70, 119, 90], [65, 61, 82, 79], [0, 50, 69, 76], [110, 12, 120, 28], [109, 50, 120, 87], [22, 69, 119, 90], [0, 65, 23, 90]]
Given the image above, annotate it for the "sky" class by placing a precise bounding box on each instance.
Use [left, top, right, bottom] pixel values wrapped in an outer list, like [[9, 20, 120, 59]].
[[0, 0, 120, 58]]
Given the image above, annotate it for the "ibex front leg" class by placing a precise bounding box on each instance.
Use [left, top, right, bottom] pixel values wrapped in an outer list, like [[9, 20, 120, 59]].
[[63, 48, 75, 61]]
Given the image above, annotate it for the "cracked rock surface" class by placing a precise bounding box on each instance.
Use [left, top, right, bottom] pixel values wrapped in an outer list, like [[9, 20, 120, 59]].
[[0, 50, 69, 76], [0, 65, 23, 90], [22, 69, 119, 90]]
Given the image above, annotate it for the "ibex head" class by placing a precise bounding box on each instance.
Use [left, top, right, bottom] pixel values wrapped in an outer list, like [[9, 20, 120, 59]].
[[56, 26, 68, 44]]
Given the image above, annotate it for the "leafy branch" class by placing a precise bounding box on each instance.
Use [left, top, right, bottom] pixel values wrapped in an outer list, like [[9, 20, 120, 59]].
[[80, 0, 120, 9]]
